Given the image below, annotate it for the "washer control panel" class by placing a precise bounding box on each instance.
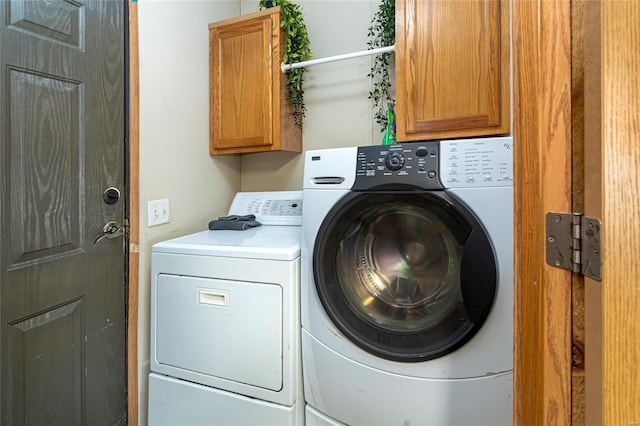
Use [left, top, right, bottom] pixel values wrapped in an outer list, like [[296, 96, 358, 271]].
[[440, 137, 513, 188], [352, 143, 442, 190], [352, 137, 513, 190]]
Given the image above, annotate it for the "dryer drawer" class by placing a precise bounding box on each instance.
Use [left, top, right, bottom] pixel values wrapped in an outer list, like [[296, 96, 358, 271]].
[[148, 373, 297, 426], [155, 274, 283, 391]]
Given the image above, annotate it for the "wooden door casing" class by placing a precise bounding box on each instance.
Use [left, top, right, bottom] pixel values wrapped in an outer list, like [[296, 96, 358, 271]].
[[127, 1, 140, 424], [512, 0, 573, 424]]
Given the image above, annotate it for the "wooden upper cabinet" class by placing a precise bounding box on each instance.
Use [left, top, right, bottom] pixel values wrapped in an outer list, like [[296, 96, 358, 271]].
[[209, 8, 301, 155], [395, 0, 510, 141]]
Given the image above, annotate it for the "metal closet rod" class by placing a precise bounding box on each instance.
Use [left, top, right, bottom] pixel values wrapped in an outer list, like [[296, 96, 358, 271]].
[[281, 44, 395, 72]]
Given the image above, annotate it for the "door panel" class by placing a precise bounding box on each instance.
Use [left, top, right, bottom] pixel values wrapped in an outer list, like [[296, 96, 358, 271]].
[[0, 1, 126, 425], [8, 69, 82, 267], [8, 299, 84, 425], [7, 0, 83, 47]]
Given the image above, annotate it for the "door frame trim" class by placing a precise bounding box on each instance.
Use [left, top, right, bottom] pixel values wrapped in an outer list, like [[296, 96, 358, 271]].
[[127, 1, 140, 424], [512, 0, 573, 424]]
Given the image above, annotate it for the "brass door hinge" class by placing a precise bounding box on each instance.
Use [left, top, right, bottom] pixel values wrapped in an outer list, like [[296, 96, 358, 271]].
[[545, 212, 601, 281]]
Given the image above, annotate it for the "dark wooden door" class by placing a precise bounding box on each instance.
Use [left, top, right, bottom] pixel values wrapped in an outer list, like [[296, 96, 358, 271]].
[[0, 1, 127, 425]]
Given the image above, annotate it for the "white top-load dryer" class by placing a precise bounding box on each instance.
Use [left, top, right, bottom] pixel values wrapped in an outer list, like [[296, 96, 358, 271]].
[[148, 191, 303, 426]]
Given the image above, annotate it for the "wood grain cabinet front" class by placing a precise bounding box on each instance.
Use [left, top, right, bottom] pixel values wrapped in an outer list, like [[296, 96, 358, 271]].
[[209, 8, 301, 155], [395, 0, 510, 141]]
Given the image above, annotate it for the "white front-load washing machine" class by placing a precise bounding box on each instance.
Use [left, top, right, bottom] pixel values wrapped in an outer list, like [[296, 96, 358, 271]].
[[148, 191, 304, 426], [301, 138, 514, 426]]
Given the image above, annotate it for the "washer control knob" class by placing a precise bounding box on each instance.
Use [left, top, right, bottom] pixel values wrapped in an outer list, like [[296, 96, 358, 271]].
[[415, 147, 429, 157], [385, 151, 406, 171]]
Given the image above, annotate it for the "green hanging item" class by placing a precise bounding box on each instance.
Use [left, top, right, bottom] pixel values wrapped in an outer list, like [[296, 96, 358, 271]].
[[368, 0, 395, 134], [382, 101, 396, 145], [259, 0, 312, 129]]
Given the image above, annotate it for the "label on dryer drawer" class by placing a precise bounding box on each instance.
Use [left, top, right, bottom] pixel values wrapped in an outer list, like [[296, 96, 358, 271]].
[[440, 137, 513, 188]]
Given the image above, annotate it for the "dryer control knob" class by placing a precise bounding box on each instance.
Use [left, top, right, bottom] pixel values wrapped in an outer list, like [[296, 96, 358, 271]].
[[385, 151, 406, 171]]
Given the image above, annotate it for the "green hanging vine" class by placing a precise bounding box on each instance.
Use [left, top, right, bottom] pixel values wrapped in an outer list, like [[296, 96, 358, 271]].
[[367, 0, 395, 133], [259, 0, 312, 129]]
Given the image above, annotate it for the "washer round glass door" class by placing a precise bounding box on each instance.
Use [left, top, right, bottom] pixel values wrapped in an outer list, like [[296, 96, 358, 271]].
[[313, 191, 497, 362]]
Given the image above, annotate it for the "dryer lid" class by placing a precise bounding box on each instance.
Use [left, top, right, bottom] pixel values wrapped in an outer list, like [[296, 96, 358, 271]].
[[152, 227, 301, 260]]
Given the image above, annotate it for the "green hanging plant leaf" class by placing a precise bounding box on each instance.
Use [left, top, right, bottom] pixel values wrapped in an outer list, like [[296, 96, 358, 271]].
[[367, 0, 395, 133], [259, 0, 312, 129]]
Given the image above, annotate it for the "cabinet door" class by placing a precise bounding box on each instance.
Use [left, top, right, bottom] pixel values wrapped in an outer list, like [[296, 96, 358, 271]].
[[210, 13, 275, 153], [396, 0, 510, 141]]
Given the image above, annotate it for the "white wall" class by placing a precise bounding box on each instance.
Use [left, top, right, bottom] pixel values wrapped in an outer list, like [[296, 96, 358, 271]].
[[137, 1, 387, 423], [240, 0, 388, 191], [137, 1, 240, 424]]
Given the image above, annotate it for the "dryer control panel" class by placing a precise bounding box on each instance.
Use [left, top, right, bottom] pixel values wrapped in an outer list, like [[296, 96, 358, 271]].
[[228, 191, 303, 225], [352, 143, 442, 190]]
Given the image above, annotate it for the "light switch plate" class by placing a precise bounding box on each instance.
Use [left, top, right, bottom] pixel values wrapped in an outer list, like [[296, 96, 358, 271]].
[[148, 199, 170, 227]]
